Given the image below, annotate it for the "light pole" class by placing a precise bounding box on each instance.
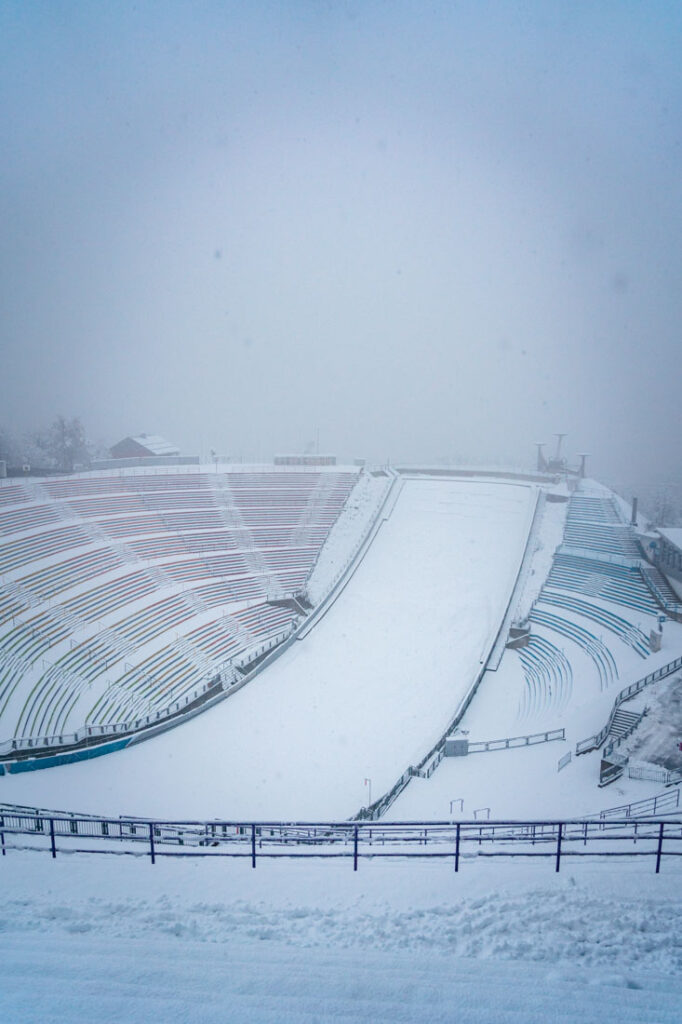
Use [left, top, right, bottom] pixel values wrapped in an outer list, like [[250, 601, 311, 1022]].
[[364, 778, 372, 807]]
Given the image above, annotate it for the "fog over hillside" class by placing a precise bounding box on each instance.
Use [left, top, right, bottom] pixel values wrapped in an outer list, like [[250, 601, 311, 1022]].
[[2, 2, 681, 483]]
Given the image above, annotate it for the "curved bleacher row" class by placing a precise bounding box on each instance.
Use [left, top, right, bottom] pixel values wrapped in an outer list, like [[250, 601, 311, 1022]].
[[546, 553, 658, 615], [517, 488, 666, 716], [529, 606, 618, 690], [517, 636, 573, 719], [0, 467, 360, 748], [537, 591, 650, 657]]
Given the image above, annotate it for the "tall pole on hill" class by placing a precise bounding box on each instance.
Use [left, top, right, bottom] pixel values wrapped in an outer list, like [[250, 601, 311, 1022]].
[[364, 778, 372, 807], [534, 442, 546, 473], [553, 433, 567, 464]]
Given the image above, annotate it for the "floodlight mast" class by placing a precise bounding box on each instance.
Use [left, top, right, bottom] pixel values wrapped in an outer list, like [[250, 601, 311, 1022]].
[[534, 442, 546, 473], [541, 432, 569, 474]]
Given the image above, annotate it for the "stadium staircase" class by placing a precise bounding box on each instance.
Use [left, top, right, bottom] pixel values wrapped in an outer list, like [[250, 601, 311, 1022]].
[[605, 706, 646, 747], [641, 564, 682, 620]]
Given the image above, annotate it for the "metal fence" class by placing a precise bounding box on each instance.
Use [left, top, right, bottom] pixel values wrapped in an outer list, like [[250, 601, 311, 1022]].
[[467, 728, 565, 754], [2, 809, 681, 874], [627, 763, 682, 786], [588, 784, 681, 821], [576, 654, 682, 755]]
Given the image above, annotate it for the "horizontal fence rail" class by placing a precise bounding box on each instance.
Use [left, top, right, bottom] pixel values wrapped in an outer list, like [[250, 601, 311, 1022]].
[[1, 809, 681, 874], [467, 728, 565, 754], [588, 784, 681, 821]]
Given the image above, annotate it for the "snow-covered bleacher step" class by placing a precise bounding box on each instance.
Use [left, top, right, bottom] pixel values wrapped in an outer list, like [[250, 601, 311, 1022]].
[[0, 502, 62, 535], [539, 590, 650, 657], [0, 524, 91, 574], [517, 635, 573, 718], [563, 493, 643, 558], [529, 605, 618, 690], [547, 553, 658, 615]]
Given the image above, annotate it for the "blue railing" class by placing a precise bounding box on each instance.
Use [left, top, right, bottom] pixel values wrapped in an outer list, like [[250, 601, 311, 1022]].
[[576, 654, 682, 754], [1, 808, 681, 874]]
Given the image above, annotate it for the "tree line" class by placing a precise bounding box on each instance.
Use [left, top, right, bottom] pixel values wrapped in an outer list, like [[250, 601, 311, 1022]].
[[0, 416, 98, 474]]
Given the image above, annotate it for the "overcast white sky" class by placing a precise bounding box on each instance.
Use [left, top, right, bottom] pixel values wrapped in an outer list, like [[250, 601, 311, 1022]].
[[1, 1, 681, 485]]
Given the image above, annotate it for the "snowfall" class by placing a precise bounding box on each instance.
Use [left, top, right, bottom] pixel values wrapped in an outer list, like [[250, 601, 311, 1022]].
[[3, 471, 682, 1022]]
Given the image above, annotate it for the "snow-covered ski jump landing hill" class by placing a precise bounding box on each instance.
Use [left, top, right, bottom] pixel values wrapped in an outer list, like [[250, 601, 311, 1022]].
[[1, 469, 537, 818], [2, 462, 682, 1023], [2, 463, 681, 823]]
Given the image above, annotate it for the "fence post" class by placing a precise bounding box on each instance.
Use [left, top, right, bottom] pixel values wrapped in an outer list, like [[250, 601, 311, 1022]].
[[149, 823, 155, 865], [49, 817, 56, 859], [655, 822, 665, 874], [455, 823, 460, 872], [0, 816, 5, 856], [251, 824, 256, 868], [353, 826, 359, 871], [555, 823, 563, 872]]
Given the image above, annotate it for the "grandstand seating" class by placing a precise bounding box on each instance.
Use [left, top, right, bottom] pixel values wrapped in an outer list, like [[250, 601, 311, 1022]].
[[17, 546, 124, 600], [86, 603, 298, 728], [562, 493, 643, 559], [41, 473, 215, 498], [515, 488, 660, 711], [0, 525, 91, 573], [62, 570, 158, 622], [538, 590, 650, 656], [0, 503, 62, 535], [0, 483, 31, 506], [0, 466, 359, 746], [529, 606, 618, 690], [546, 553, 658, 615], [0, 591, 26, 626], [517, 635, 573, 718]]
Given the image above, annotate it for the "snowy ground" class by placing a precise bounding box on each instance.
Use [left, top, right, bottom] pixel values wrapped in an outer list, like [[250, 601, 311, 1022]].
[[1, 477, 535, 820], [616, 673, 682, 773], [387, 735, 666, 821], [2, 849, 681, 1023]]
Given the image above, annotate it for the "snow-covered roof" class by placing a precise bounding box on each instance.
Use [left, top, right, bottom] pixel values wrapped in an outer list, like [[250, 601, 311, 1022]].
[[127, 434, 180, 456], [658, 528, 682, 551]]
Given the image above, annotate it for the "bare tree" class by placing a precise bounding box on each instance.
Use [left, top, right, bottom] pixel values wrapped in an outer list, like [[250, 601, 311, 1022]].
[[0, 426, 21, 466], [36, 416, 90, 473]]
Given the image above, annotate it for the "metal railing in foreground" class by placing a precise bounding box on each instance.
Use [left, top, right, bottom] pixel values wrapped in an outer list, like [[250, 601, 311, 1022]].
[[1, 810, 681, 874]]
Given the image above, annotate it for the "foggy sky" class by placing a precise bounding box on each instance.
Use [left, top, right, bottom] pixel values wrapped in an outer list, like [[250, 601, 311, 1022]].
[[1, 1, 681, 486]]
